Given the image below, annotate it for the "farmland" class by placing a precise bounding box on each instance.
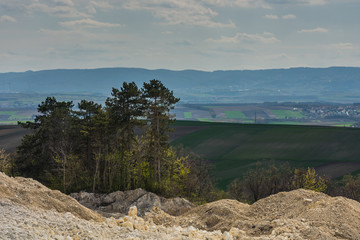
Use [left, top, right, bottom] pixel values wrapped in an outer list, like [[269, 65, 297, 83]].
[[0, 109, 36, 125], [2, 118, 360, 190], [172, 103, 359, 127], [171, 121, 360, 189]]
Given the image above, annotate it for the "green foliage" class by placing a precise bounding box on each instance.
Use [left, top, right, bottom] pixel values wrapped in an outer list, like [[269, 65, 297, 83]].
[[228, 161, 293, 202], [293, 168, 327, 192], [0, 149, 13, 176], [228, 163, 327, 203], [14, 80, 212, 201]]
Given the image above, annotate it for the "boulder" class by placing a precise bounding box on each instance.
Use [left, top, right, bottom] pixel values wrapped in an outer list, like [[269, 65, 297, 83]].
[[71, 188, 194, 217]]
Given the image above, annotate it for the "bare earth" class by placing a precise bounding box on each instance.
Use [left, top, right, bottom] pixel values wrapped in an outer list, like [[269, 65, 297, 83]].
[[0, 125, 29, 152], [315, 161, 360, 178], [1, 172, 360, 239]]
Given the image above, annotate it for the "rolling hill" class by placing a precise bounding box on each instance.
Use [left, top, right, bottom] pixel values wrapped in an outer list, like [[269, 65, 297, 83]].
[[171, 121, 360, 188]]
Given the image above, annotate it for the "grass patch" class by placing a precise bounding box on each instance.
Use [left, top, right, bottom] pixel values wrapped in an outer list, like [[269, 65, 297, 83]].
[[331, 122, 354, 127], [224, 111, 246, 119], [197, 118, 213, 122], [268, 121, 305, 125], [184, 112, 193, 119], [271, 110, 305, 119], [0, 121, 20, 124]]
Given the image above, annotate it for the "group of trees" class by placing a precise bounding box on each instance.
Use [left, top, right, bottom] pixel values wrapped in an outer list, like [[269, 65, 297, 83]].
[[228, 161, 360, 203], [14, 80, 213, 199], [228, 162, 328, 202]]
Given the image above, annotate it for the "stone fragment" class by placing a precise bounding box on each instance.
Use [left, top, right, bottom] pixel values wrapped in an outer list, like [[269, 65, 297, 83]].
[[129, 206, 138, 217]]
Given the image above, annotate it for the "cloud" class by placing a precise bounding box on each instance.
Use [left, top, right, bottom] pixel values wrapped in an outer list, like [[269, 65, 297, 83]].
[[282, 14, 296, 19], [53, 0, 74, 7], [328, 42, 354, 50], [86, 1, 113, 14], [265, 0, 327, 6], [207, 32, 279, 44], [298, 27, 328, 33], [264, 14, 278, 20], [28, 2, 90, 18], [202, 0, 271, 8], [0, 15, 16, 22], [59, 18, 123, 28], [122, 0, 236, 28]]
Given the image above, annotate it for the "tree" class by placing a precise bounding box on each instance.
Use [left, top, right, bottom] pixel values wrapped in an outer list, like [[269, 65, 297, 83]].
[[340, 174, 360, 201], [142, 79, 180, 185], [229, 161, 293, 202], [16, 97, 77, 190], [292, 168, 327, 192], [0, 148, 13, 176], [105, 82, 144, 152]]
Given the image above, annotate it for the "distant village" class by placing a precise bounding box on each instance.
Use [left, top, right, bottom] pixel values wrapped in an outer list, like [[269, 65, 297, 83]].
[[298, 104, 360, 120]]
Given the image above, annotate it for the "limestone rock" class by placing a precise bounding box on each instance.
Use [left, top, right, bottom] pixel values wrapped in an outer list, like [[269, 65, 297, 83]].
[[71, 188, 194, 217]]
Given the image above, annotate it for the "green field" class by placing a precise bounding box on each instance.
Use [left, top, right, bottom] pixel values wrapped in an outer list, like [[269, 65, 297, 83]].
[[0, 111, 17, 115], [184, 112, 193, 119], [271, 110, 305, 119], [172, 121, 360, 189], [224, 111, 246, 119], [268, 121, 305, 125], [197, 118, 213, 122]]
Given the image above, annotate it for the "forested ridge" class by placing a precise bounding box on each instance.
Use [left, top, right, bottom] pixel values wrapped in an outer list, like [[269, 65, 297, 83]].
[[13, 80, 213, 200]]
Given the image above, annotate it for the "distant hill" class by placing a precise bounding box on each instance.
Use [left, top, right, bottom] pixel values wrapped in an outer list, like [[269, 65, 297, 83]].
[[1, 67, 360, 103]]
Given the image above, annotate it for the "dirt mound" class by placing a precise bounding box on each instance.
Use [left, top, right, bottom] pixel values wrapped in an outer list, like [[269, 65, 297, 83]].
[[1, 171, 360, 239], [170, 189, 360, 239], [176, 199, 250, 231], [0, 172, 102, 221], [71, 188, 194, 217]]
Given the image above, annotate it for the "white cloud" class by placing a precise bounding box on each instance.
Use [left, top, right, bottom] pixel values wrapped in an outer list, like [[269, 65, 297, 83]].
[[328, 42, 354, 50], [264, 14, 278, 20], [207, 32, 279, 44], [0, 15, 16, 22], [53, 0, 74, 7], [28, 3, 90, 18], [265, 0, 326, 6], [122, 0, 236, 28], [298, 27, 328, 33], [59, 18, 123, 28], [87, 1, 113, 14], [202, 0, 271, 8], [282, 14, 296, 19], [300, 0, 327, 5]]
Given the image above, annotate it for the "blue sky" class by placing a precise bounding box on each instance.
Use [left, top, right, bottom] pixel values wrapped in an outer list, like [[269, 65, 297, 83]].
[[0, 0, 359, 72]]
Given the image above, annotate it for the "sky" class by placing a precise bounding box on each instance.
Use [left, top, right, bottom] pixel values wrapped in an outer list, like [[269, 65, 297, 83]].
[[0, 0, 359, 73]]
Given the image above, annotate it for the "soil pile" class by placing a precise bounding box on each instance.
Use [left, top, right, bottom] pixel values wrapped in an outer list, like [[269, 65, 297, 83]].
[[0, 172, 101, 221], [170, 189, 360, 239], [71, 188, 194, 217], [1, 172, 360, 239]]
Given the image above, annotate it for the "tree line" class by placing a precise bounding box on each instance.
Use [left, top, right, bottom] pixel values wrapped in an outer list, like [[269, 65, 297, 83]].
[[228, 161, 360, 203], [11, 80, 213, 200]]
